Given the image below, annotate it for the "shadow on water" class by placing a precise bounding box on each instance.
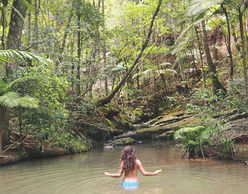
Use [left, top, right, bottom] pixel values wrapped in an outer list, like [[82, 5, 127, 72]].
[[0, 141, 248, 194]]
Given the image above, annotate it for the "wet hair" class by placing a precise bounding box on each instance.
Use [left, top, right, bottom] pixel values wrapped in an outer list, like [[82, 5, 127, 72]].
[[121, 146, 136, 171]]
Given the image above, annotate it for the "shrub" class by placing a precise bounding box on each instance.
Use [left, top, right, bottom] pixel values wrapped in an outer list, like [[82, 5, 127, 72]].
[[174, 126, 209, 159]]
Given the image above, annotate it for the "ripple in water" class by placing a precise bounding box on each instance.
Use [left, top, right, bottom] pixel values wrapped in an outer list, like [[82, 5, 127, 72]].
[[0, 142, 248, 194]]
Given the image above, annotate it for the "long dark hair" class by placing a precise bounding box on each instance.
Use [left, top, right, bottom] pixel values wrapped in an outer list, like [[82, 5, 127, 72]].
[[121, 146, 136, 171]]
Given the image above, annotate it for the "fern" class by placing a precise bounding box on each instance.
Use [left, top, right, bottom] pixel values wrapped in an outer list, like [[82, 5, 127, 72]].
[[187, 0, 222, 16], [7, 76, 38, 90], [174, 126, 209, 158], [0, 50, 49, 65], [0, 77, 39, 108], [0, 92, 38, 108]]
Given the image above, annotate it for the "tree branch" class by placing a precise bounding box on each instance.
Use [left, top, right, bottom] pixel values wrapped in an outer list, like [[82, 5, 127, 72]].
[[96, 0, 163, 107]]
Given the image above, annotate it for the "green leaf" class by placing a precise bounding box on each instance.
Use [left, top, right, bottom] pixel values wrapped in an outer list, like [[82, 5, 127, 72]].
[[23, 0, 35, 12], [0, 50, 50, 66], [0, 92, 20, 108], [0, 92, 38, 108]]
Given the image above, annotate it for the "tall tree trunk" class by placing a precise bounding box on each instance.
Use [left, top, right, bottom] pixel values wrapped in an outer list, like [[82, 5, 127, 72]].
[[169, 2, 187, 94], [0, 105, 9, 155], [0, 129, 2, 155], [0, 5, 6, 78], [194, 26, 206, 88], [136, 68, 140, 89], [1, 0, 30, 154], [0, 105, 3, 155], [238, 12, 248, 104], [89, 0, 101, 98], [231, 24, 241, 52], [222, 5, 234, 80], [6, 0, 30, 75], [102, 0, 108, 96], [34, 0, 39, 50], [7, 0, 29, 49], [200, 19, 226, 93], [171, 20, 185, 82], [28, 9, 31, 48], [212, 28, 219, 63], [96, 0, 163, 106], [56, 11, 73, 68], [77, 0, 82, 95], [1, 5, 6, 49], [71, 40, 75, 93]]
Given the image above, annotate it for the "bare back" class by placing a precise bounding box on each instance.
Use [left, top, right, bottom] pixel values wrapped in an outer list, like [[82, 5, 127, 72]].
[[120, 159, 146, 182], [104, 146, 160, 181]]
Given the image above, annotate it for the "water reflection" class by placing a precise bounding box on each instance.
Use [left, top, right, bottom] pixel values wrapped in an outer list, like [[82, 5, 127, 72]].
[[0, 141, 248, 194], [104, 187, 163, 194]]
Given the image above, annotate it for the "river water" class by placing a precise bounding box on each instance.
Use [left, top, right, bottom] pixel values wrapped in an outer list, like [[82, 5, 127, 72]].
[[0, 141, 248, 194]]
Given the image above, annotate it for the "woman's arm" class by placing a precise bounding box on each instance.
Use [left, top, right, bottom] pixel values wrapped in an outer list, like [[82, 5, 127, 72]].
[[137, 159, 161, 176], [104, 161, 124, 178], [104, 171, 122, 178]]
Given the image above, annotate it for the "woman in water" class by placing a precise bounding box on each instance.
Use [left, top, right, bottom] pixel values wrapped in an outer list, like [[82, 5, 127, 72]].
[[104, 145, 161, 188]]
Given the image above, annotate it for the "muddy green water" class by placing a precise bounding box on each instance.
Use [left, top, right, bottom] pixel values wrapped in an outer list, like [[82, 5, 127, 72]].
[[0, 141, 248, 194]]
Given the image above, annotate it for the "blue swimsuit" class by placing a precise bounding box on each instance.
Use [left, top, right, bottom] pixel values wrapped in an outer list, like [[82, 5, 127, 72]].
[[120, 182, 140, 189]]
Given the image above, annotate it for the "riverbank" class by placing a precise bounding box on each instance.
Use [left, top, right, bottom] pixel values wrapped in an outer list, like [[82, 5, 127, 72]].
[[1, 109, 248, 165], [0, 145, 71, 165], [103, 110, 248, 162]]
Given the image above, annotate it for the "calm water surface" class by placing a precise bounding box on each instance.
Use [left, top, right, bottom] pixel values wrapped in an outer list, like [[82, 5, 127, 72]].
[[0, 141, 248, 194]]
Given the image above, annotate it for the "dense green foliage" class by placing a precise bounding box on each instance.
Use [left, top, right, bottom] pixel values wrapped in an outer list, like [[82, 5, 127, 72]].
[[174, 126, 209, 158], [0, 0, 248, 156]]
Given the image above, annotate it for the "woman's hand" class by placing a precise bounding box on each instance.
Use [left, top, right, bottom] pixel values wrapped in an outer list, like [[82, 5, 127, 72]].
[[104, 172, 110, 176], [154, 169, 162, 175]]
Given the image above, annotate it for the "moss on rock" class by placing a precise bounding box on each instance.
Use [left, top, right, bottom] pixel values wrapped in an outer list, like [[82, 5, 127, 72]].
[[132, 112, 202, 140], [104, 137, 136, 147], [131, 108, 144, 123], [104, 118, 115, 127]]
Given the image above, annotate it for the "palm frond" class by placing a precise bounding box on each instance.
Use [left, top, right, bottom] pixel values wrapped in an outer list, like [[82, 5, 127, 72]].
[[144, 59, 156, 69], [0, 55, 10, 63], [132, 69, 153, 79], [0, 92, 38, 108], [174, 18, 203, 46], [7, 76, 38, 90], [11, 5, 25, 20], [0, 92, 20, 108], [0, 50, 50, 66], [16, 96, 38, 108], [157, 69, 177, 75], [158, 62, 172, 67], [175, 0, 224, 46], [23, 0, 35, 12], [18, 50, 50, 65], [187, 0, 223, 16]]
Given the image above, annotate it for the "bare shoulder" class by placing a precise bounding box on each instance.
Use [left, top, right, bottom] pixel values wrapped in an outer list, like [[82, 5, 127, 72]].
[[136, 159, 141, 165]]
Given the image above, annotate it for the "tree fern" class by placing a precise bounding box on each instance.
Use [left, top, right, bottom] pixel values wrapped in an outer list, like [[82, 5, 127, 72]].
[[187, 0, 222, 16], [0, 92, 38, 108], [0, 78, 39, 108], [7, 76, 38, 90], [0, 50, 49, 65]]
